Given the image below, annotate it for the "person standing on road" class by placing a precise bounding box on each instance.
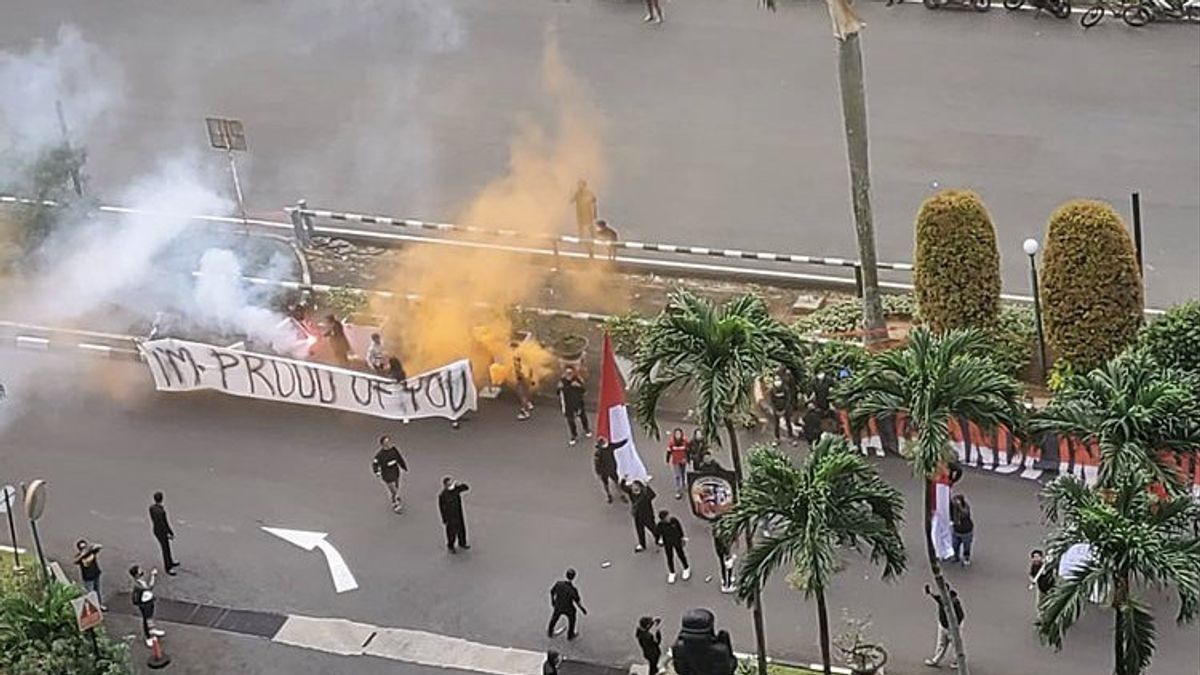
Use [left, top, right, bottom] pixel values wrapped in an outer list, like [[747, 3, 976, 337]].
[[636, 616, 663, 674], [513, 354, 534, 421], [656, 509, 691, 584], [620, 479, 659, 552], [372, 435, 409, 512], [666, 428, 689, 499], [686, 429, 708, 471], [593, 437, 626, 503], [148, 491, 179, 575], [644, 0, 664, 23], [924, 583, 965, 668], [712, 525, 736, 594], [74, 539, 107, 610], [767, 377, 796, 444], [1028, 548, 1055, 607], [802, 402, 824, 448], [594, 220, 619, 261], [438, 476, 471, 553], [570, 179, 597, 243], [950, 494, 975, 566], [547, 568, 587, 640], [558, 366, 591, 446], [129, 565, 165, 642]]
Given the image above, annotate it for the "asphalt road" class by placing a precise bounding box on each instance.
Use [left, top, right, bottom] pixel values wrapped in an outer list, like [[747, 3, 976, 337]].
[[1, 349, 1197, 675], [2, 1, 1197, 306]]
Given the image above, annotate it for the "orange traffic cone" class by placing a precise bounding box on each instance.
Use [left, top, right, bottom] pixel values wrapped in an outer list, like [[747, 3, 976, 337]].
[[146, 633, 171, 669]]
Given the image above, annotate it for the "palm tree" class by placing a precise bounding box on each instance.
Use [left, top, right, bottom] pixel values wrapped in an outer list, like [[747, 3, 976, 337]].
[[761, 0, 887, 346], [1037, 472, 1200, 675], [842, 327, 1023, 675], [631, 289, 807, 674], [1033, 349, 1200, 494], [716, 437, 906, 675]]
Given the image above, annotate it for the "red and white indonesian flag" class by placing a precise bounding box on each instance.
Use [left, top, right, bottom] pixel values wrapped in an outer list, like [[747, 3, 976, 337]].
[[596, 333, 650, 482], [929, 467, 955, 561]]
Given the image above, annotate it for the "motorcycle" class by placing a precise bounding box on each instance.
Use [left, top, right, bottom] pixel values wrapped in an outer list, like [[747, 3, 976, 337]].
[[924, 0, 993, 10], [1004, 0, 1073, 18]]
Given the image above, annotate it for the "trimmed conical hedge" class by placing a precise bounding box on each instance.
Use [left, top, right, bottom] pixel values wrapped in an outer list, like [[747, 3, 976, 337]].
[[913, 189, 1001, 333], [1041, 199, 1143, 370]]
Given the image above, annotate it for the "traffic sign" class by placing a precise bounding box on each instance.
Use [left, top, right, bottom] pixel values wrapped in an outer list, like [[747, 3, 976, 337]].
[[24, 480, 46, 521], [71, 591, 104, 632], [0, 485, 15, 514], [205, 117, 247, 151]]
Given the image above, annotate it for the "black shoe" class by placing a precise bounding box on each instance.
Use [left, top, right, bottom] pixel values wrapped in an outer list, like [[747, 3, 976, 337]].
[[567, 632, 578, 640], [460, 544, 471, 550]]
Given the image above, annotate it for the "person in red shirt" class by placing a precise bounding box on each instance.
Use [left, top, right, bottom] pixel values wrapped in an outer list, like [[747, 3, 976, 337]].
[[666, 428, 690, 499]]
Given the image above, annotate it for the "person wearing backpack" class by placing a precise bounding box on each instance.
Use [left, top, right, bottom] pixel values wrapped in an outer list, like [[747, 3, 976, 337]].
[[129, 565, 165, 641]]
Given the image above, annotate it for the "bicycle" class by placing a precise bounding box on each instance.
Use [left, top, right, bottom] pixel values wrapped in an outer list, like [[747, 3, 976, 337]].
[[1081, 0, 1150, 25]]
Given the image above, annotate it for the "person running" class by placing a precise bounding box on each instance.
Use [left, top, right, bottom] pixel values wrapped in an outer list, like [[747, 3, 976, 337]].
[[593, 437, 626, 503], [644, 0, 664, 23], [666, 428, 689, 499], [547, 568, 587, 640], [636, 616, 663, 675], [619, 479, 658, 552], [924, 583, 965, 668], [148, 491, 179, 575], [438, 476, 471, 553], [372, 435, 409, 512], [129, 565, 165, 642], [712, 525, 736, 594], [950, 494, 975, 566], [656, 509, 691, 583], [73, 539, 106, 610], [558, 366, 591, 445], [686, 429, 708, 471]]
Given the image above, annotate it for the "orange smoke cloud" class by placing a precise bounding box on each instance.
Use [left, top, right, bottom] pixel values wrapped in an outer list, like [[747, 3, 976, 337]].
[[375, 29, 615, 388]]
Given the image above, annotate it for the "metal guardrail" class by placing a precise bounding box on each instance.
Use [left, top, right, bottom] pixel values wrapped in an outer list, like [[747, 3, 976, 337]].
[[289, 205, 917, 271]]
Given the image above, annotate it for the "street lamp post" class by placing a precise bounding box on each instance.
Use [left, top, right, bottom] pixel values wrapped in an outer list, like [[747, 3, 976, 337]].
[[1023, 238, 1048, 381]]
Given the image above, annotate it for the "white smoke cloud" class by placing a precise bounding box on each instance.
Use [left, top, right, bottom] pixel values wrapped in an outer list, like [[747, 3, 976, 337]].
[[0, 25, 123, 181], [191, 248, 291, 345]]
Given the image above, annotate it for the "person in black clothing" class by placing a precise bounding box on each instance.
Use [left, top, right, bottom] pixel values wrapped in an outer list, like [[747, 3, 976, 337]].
[[686, 429, 708, 471], [547, 568, 587, 640], [671, 608, 737, 675], [619, 479, 658, 552], [812, 372, 831, 412], [950, 494, 975, 566], [387, 356, 408, 384], [593, 437, 626, 503], [924, 583, 965, 668], [558, 366, 591, 445], [1028, 548, 1055, 606], [74, 539, 106, 610], [438, 476, 471, 553], [712, 525, 736, 594], [372, 435, 409, 512], [636, 616, 663, 674], [656, 510, 691, 584], [148, 491, 179, 575], [801, 403, 824, 447], [542, 649, 563, 675], [767, 377, 795, 443], [129, 565, 165, 641]]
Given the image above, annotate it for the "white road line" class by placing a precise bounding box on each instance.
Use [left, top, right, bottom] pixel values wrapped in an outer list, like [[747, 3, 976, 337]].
[[272, 615, 543, 675]]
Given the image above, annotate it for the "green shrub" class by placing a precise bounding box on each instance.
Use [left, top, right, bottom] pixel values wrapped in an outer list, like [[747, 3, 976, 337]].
[[0, 578, 130, 675], [913, 190, 1001, 333], [984, 304, 1037, 378], [1041, 199, 1143, 371], [603, 311, 647, 359], [1136, 301, 1200, 376], [794, 295, 919, 336]]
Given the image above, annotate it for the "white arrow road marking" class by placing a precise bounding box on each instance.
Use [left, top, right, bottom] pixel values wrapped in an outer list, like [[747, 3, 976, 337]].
[[262, 527, 359, 593]]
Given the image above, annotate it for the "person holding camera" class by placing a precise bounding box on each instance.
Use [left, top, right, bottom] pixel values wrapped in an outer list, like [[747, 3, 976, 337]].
[[637, 616, 663, 674]]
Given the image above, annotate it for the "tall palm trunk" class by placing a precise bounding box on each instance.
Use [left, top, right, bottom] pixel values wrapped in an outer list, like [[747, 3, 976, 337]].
[[1113, 573, 1130, 675], [726, 417, 770, 675], [924, 478, 970, 675], [830, 6, 886, 347], [815, 588, 833, 675]]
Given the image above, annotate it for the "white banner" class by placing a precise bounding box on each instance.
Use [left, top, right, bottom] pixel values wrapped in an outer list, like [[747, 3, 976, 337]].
[[139, 338, 476, 421]]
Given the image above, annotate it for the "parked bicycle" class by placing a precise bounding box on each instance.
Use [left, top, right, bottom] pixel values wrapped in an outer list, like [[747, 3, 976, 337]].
[[1081, 0, 1150, 25], [1004, 0, 1073, 18], [924, 0, 993, 11], [1131, 0, 1200, 20]]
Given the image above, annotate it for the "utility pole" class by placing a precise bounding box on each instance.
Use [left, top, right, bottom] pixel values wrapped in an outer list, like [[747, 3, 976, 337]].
[[55, 100, 84, 198], [205, 116, 250, 233]]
